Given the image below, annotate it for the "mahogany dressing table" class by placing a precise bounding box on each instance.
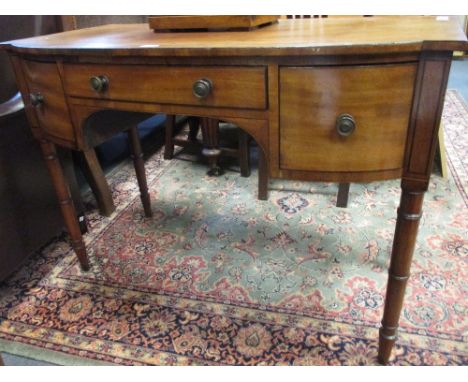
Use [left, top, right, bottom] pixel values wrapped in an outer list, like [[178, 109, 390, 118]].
[[1, 16, 467, 364]]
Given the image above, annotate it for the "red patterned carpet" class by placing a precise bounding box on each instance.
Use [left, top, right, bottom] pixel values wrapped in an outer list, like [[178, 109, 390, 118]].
[[0, 90, 467, 365]]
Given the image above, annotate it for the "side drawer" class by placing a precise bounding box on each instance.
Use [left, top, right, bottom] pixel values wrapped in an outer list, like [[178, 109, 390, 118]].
[[63, 64, 267, 110], [279, 64, 417, 173], [21, 59, 75, 143]]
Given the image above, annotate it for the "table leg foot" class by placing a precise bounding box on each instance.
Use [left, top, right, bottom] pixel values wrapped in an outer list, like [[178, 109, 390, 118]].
[[71, 239, 90, 271], [378, 326, 397, 365]]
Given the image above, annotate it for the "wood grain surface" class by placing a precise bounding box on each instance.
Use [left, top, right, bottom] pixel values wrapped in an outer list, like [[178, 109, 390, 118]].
[[21, 59, 75, 142], [148, 16, 280, 31], [279, 63, 417, 173], [63, 64, 267, 109], [2, 17, 467, 56]]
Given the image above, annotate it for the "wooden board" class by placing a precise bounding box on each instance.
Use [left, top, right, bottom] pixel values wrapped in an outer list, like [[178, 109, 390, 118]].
[[2, 17, 467, 57], [148, 16, 280, 31]]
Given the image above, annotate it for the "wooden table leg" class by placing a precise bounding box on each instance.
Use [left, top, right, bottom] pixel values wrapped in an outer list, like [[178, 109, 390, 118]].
[[258, 147, 268, 200], [64, 149, 88, 234], [378, 185, 425, 364], [127, 126, 152, 218], [39, 139, 90, 271], [78, 148, 116, 217], [188, 116, 201, 142], [336, 182, 350, 208], [238, 129, 251, 178], [164, 114, 176, 160], [201, 117, 223, 176]]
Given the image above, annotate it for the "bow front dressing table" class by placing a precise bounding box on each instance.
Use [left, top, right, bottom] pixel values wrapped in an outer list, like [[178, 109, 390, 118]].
[[1, 16, 467, 364]]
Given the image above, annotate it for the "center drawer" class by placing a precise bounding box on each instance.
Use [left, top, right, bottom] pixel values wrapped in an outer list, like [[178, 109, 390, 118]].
[[63, 64, 267, 110]]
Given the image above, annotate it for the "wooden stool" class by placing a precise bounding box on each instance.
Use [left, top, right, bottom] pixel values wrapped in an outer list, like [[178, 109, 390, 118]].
[[164, 116, 251, 177]]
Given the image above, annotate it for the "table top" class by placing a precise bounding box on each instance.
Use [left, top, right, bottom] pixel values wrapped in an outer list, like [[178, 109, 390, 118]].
[[1, 16, 467, 57]]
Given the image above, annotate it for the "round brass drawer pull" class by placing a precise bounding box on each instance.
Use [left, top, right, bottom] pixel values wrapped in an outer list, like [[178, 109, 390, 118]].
[[29, 92, 44, 107], [192, 78, 213, 99], [336, 113, 356, 137], [90, 75, 109, 93]]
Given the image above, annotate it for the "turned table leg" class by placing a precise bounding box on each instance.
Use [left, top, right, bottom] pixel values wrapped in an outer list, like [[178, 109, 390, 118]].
[[378, 186, 425, 364], [201, 117, 223, 176], [39, 139, 90, 271], [127, 126, 152, 218]]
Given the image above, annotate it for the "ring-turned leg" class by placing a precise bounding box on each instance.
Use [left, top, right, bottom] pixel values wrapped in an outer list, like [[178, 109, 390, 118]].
[[127, 126, 152, 218], [378, 186, 425, 364], [201, 117, 223, 176], [39, 139, 90, 271]]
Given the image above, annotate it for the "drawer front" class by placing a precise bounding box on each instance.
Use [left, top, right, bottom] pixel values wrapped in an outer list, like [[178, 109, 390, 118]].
[[22, 60, 75, 142], [279, 64, 417, 173], [63, 64, 267, 110]]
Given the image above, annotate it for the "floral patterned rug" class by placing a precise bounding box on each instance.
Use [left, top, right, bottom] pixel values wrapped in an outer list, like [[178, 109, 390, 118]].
[[0, 90, 467, 366]]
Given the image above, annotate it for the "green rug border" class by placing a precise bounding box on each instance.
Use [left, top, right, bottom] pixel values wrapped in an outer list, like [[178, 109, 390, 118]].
[[0, 338, 114, 366]]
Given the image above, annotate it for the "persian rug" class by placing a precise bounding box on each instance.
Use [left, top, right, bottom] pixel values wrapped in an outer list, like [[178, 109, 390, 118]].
[[0, 90, 467, 366]]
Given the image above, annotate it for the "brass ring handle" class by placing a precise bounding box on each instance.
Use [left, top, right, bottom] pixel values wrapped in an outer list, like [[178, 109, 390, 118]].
[[29, 92, 44, 107], [90, 75, 109, 93], [192, 78, 213, 99], [336, 113, 356, 137]]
